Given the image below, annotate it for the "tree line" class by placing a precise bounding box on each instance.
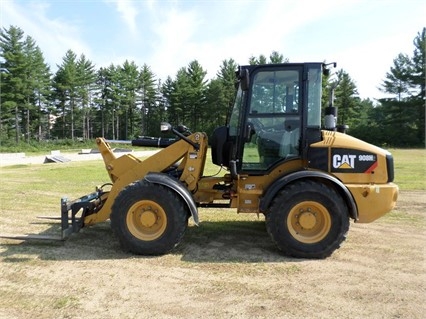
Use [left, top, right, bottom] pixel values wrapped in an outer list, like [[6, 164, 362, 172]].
[[0, 25, 424, 147]]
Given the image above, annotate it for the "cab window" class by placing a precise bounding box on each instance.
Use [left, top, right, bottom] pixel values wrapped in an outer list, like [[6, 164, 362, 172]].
[[242, 69, 301, 170]]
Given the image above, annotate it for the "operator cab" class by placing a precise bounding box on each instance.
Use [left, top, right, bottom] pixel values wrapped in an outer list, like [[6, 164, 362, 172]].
[[211, 62, 324, 174]]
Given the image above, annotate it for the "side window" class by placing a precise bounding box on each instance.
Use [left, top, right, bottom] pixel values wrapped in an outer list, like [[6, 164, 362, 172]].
[[229, 88, 244, 137], [242, 69, 301, 171], [307, 66, 322, 127]]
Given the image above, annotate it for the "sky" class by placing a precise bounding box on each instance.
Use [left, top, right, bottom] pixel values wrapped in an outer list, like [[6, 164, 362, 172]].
[[1, 0, 425, 100]]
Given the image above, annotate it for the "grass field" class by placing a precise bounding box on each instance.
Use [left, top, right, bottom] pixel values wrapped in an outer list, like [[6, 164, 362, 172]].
[[0, 147, 424, 241], [0, 146, 424, 237], [390, 148, 426, 190], [0, 148, 425, 318], [0, 148, 422, 215]]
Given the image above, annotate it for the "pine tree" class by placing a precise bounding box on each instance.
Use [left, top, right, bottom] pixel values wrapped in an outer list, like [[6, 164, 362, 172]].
[[249, 54, 267, 65], [94, 66, 109, 137], [161, 76, 175, 124], [31, 46, 52, 141], [107, 64, 124, 140], [269, 51, 288, 64], [249, 51, 288, 65], [379, 28, 425, 146], [169, 67, 190, 127], [410, 28, 425, 145], [94, 64, 123, 139], [215, 58, 238, 125], [204, 78, 228, 136], [0, 26, 28, 143], [139, 64, 157, 136], [333, 70, 360, 129], [0, 26, 51, 143], [119, 60, 140, 139], [77, 54, 96, 140], [52, 50, 79, 139], [186, 60, 207, 131]]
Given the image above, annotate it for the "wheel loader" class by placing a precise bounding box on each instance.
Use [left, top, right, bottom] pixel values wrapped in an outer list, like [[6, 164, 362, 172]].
[[1, 62, 398, 258]]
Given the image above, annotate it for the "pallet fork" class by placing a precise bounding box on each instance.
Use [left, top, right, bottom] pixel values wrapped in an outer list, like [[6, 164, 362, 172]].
[[0, 190, 105, 241]]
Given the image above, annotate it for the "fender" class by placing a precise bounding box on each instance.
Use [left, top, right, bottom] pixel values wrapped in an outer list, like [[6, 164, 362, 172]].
[[144, 172, 199, 225], [259, 170, 358, 220]]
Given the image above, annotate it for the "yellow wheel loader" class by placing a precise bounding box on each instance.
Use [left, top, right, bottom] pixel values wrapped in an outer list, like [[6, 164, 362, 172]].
[[1, 62, 398, 258]]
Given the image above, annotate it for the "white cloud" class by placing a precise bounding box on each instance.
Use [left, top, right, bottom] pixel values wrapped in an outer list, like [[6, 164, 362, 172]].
[[321, 5, 425, 100], [1, 0, 423, 101], [144, 0, 358, 80], [1, 0, 91, 69], [109, 0, 139, 35], [143, 1, 313, 79], [147, 7, 201, 79], [333, 31, 419, 100]]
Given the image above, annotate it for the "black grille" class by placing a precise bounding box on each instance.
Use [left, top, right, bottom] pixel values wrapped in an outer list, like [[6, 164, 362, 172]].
[[386, 154, 395, 183]]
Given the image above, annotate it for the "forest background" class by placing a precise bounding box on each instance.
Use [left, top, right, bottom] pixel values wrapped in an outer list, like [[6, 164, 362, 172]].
[[0, 26, 425, 149]]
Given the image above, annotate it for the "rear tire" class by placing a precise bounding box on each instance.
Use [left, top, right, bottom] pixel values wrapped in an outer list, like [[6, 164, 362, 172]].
[[110, 180, 188, 255], [266, 180, 349, 259]]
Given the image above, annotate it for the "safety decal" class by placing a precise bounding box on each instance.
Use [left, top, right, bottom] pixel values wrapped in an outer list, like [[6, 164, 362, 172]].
[[331, 149, 378, 173]]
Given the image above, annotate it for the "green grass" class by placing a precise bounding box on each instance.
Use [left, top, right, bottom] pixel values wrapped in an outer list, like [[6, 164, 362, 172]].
[[390, 148, 426, 190], [383, 210, 424, 226], [0, 148, 423, 319], [0, 148, 422, 207], [0, 148, 423, 228], [0, 161, 113, 214]]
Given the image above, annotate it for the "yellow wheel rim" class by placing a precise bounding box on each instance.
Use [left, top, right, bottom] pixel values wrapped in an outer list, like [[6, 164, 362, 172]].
[[287, 201, 331, 244], [126, 200, 167, 241]]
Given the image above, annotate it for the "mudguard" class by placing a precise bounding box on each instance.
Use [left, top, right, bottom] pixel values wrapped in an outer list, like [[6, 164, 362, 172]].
[[259, 170, 358, 220], [144, 172, 199, 225]]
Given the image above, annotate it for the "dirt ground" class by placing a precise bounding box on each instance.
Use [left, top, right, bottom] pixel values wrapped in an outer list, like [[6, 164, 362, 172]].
[[0, 190, 425, 319]]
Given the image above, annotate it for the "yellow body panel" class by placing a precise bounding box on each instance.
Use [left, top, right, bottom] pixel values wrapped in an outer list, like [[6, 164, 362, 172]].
[[311, 131, 391, 183], [233, 160, 305, 213], [310, 131, 399, 222], [84, 134, 208, 226], [347, 183, 399, 223], [86, 129, 398, 227], [194, 159, 305, 213]]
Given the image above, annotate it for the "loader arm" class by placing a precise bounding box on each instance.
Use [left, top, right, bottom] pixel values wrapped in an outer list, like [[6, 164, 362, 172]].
[[84, 134, 208, 226]]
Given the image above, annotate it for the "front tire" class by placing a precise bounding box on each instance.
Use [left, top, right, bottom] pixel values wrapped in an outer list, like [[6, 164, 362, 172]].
[[110, 180, 188, 255], [266, 180, 349, 259]]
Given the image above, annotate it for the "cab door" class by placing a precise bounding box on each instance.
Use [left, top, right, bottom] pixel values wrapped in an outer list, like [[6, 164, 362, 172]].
[[241, 66, 303, 172]]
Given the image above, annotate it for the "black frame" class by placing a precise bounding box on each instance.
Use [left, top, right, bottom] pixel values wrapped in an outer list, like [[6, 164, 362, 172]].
[[233, 63, 322, 175]]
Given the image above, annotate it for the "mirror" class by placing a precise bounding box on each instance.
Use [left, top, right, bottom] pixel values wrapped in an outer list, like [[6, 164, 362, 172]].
[[323, 62, 337, 76]]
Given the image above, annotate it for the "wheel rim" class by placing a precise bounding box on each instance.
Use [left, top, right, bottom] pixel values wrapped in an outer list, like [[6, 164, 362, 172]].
[[287, 201, 331, 244], [126, 200, 167, 241]]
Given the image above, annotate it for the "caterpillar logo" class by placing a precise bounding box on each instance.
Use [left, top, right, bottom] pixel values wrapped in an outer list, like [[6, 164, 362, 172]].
[[333, 154, 356, 169], [331, 149, 378, 173]]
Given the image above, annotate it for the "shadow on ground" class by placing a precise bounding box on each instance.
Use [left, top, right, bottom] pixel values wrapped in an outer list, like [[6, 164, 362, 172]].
[[0, 219, 294, 263]]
